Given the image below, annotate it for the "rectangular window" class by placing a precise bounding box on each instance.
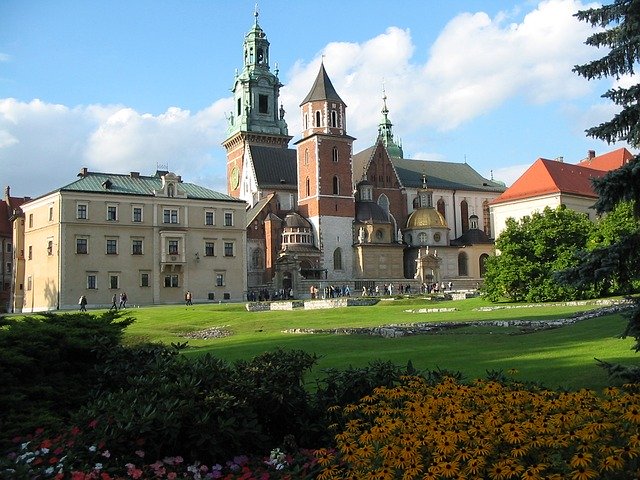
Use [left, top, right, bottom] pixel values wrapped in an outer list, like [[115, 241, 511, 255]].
[[77, 204, 87, 220], [224, 242, 234, 257], [6, 243, 11, 253], [107, 205, 118, 221], [28, 214, 33, 228], [49, 206, 54, 222], [87, 274, 97, 290], [132, 239, 143, 255], [168, 240, 179, 255], [163, 209, 178, 224], [164, 275, 179, 287], [28, 245, 32, 260], [224, 212, 233, 226], [6, 262, 12, 274], [109, 275, 119, 289], [205, 211, 215, 226], [47, 240, 53, 256], [132, 207, 143, 223], [216, 273, 225, 286], [205, 242, 215, 257], [76, 238, 88, 254], [258, 94, 268, 114], [106, 239, 118, 255], [140, 272, 149, 287], [27, 276, 32, 291]]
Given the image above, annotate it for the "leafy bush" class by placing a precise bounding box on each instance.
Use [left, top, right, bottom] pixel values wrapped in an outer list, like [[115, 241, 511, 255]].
[[72, 345, 319, 464], [0, 312, 133, 450]]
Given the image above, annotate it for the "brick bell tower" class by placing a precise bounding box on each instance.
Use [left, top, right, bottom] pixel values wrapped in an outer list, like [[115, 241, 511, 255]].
[[222, 8, 291, 198], [295, 62, 355, 280]]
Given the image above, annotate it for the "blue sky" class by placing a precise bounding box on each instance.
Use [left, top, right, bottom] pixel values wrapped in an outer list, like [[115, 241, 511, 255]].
[[0, 0, 631, 198]]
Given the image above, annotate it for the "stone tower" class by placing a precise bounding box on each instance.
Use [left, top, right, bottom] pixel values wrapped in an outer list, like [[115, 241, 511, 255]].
[[222, 9, 291, 198], [295, 62, 355, 281]]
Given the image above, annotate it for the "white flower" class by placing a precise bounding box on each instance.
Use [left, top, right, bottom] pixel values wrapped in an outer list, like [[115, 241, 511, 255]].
[[45, 467, 54, 475], [88, 445, 97, 452], [94, 463, 103, 470], [41, 447, 49, 455]]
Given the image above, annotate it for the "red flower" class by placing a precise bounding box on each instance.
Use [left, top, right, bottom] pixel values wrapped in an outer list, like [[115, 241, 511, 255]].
[[71, 472, 87, 480], [70, 426, 81, 436], [40, 438, 53, 449], [88, 419, 99, 429], [35, 428, 45, 435], [49, 457, 59, 464]]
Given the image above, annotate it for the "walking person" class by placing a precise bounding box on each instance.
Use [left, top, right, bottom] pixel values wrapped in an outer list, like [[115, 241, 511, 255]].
[[119, 292, 128, 309], [185, 290, 192, 306], [79, 295, 87, 312], [109, 293, 118, 311]]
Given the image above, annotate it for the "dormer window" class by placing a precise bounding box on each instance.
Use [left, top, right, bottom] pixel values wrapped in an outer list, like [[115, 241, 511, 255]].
[[167, 184, 174, 197]]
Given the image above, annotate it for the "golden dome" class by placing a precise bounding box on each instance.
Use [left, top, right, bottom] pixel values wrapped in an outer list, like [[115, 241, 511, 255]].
[[406, 207, 448, 229]]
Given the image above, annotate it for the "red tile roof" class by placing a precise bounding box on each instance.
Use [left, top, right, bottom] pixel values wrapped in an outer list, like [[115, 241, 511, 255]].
[[491, 158, 606, 205], [577, 147, 634, 171]]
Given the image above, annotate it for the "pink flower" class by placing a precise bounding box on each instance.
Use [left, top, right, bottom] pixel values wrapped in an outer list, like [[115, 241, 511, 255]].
[[167, 473, 177, 480], [135, 450, 145, 458]]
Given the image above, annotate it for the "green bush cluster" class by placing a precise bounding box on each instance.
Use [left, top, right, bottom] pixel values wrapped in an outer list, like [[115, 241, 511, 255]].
[[0, 312, 420, 469]]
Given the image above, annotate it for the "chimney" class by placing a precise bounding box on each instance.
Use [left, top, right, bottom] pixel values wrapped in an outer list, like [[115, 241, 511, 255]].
[[556, 156, 564, 163], [78, 167, 89, 177], [130, 171, 140, 178], [588, 150, 596, 160], [4, 185, 10, 201]]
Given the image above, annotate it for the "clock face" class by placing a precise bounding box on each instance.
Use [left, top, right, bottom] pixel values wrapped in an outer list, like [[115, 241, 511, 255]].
[[230, 166, 240, 190]]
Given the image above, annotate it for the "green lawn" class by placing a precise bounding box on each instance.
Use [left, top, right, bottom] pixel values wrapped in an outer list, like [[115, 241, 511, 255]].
[[111, 296, 640, 391]]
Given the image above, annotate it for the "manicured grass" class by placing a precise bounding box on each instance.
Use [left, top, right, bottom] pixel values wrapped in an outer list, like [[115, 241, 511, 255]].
[[111, 296, 640, 391]]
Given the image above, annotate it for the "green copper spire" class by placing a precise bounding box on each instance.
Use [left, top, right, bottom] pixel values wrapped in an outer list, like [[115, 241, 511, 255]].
[[377, 87, 403, 158], [226, 7, 288, 137]]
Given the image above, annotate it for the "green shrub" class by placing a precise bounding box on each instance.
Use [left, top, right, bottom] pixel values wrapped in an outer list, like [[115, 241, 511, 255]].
[[0, 312, 133, 450]]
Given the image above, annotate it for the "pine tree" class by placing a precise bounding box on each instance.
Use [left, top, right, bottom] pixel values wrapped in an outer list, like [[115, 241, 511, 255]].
[[567, 0, 640, 364]]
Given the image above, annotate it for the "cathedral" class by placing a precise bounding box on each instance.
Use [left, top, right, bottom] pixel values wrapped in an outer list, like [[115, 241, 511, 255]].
[[223, 12, 506, 296]]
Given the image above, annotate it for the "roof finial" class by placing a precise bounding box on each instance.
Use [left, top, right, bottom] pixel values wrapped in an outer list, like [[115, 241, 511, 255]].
[[254, 3, 259, 25]]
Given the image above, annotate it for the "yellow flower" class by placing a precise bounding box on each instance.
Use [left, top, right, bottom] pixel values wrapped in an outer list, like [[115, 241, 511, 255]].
[[435, 460, 460, 478], [570, 467, 598, 480], [600, 453, 625, 472], [315, 448, 335, 466], [488, 462, 508, 480], [569, 452, 592, 469], [623, 405, 640, 424]]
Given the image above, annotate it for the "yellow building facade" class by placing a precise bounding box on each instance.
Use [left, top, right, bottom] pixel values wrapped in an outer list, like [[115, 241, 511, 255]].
[[11, 169, 247, 312]]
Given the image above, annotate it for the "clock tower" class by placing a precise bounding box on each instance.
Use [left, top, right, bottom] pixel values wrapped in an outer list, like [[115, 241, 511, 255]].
[[222, 9, 292, 198]]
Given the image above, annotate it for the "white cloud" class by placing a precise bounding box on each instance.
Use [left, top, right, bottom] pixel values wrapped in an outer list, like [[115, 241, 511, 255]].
[[490, 163, 531, 187], [0, 0, 608, 198], [0, 98, 232, 197]]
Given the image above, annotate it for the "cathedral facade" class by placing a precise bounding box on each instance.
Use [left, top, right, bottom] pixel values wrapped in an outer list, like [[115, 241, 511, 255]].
[[223, 13, 506, 297]]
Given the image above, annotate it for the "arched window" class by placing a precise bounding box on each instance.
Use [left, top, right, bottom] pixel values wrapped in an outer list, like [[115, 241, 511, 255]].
[[333, 248, 343, 270], [237, 98, 242, 116], [412, 197, 420, 209], [315, 111, 321, 127], [331, 110, 338, 127], [458, 252, 468, 276], [418, 232, 427, 244], [377, 194, 390, 213], [483, 200, 491, 237], [305, 177, 310, 197], [332, 176, 339, 195], [479, 253, 489, 277], [332, 146, 338, 162], [251, 248, 264, 270], [437, 198, 446, 221], [460, 200, 469, 233]]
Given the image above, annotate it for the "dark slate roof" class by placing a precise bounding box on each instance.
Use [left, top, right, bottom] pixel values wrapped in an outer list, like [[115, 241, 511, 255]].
[[450, 228, 494, 246], [249, 145, 298, 189], [246, 192, 276, 226], [352, 145, 505, 193], [393, 158, 505, 193], [355, 201, 391, 224], [59, 171, 242, 202], [300, 62, 345, 105]]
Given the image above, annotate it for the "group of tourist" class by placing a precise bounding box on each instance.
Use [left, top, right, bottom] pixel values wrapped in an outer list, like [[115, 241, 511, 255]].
[[420, 281, 453, 294]]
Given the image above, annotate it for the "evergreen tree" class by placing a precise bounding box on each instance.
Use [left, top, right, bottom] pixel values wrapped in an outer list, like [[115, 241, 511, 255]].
[[564, 0, 640, 355]]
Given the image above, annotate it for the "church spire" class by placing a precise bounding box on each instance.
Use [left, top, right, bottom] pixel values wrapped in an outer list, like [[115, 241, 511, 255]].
[[226, 8, 288, 138], [376, 85, 403, 158]]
